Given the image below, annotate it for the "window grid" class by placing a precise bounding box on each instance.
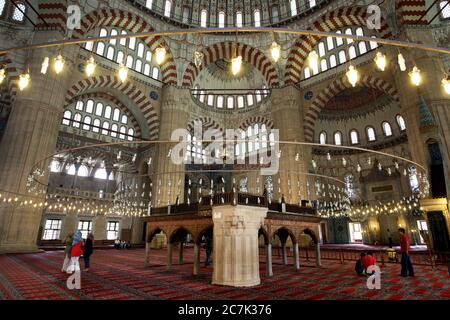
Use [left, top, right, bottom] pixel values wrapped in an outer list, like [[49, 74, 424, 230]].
[[43, 219, 62, 240]]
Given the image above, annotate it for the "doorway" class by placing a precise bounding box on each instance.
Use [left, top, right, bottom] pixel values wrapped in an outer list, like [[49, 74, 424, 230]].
[[349, 222, 363, 243]]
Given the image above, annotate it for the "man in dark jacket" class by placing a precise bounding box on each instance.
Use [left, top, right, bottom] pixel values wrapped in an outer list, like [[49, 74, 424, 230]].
[[83, 233, 94, 271]]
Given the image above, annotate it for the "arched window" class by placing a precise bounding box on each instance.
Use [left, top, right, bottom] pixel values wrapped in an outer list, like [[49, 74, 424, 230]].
[[319, 132, 327, 145], [182, 7, 190, 23], [121, 115, 128, 124], [382, 121, 393, 136], [102, 121, 110, 135], [369, 36, 378, 49], [145, 0, 153, 9], [93, 119, 101, 133], [336, 30, 344, 46], [137, 43, 145, 58], [247, 94, 254, 106], [83, 116, 91, 131], [135, 59, 142, 72], [110, 29, 118, 45], [309, 0, 317, 8], [227, 96, 234, 109], [164, 0, 172, 17], [320, 59, 328, 72], [94, 168, 108, 180], [96, 42, 105, 56], [350, 130, 359, 144], [78, 165, 89, 177], [218, 11, 225, 28], [271, 6, 279, 23], [119, 126, 126, 139], [440, 1, 450, 18], [254, 9, 261, 27], [144, 63, 151, 76], [355, 27, 364, 36], [327, 37, 334, 50], [108, 172, 115, 181], [67, 164, 76, 176], [334, 131, 342, 145], [85, 39, 94, 51], [349, 46, 357, 59], [408, 166, 420, 193], [111, 124, 118, 137], [127, 128, 134, 141], [12, 2, 26, 22], [329, 55, 337, 68], [345, 28, 353, 44], [116, 51, 124, 64], [104, 106, 112, 119], [95, 102, 103, 116], [113, 108, 120, 121], [237, 96, 244, 109], [85, 100, 94, 113], [358, 41, 367, 54], [318, 42, 326, 57], [73, 113, 82, 128], [200, 10, 208, 27], [239, 178, 248, 192], [152, 67, 159, 79], [0, 0, 6, 16], [255, 90, 262, 102], [304, 67, 311, 79], [146, 51, 152, 62], [338, 50, 346, 63], [236, 11, 243, 27], [366, 126, 376, 142], [290, 0, 297, 16], [396, 115, 406, 131], [120, 31, 127, 46], [62, 110, 71, 125], [217, 96, 224, 108], [207, 94, 214, 106], [50, 160, 60, 173], [126, 55, 134, 68], [128, 37, 136, 50]]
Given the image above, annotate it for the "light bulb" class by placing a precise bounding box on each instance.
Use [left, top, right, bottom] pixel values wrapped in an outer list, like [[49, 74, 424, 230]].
[[155, 47, 166, 65], [41, 57, 49, 74], [53, 54, 65, 74], [231, 55, 242, 76], [409, 66, 421, 86], [118, 63, 128, 82], [397, 53, 407, 72], [0, 68, 5, 84], [270, 41, 281, 63], [85, 56, 96, 77], [374, 52, 387, 71], [308, 50, 319, 70], [442, 78, 450, 95], [346, 65, 359, 87], [18, 72, 30, 91], [194, 50, 204, 68]]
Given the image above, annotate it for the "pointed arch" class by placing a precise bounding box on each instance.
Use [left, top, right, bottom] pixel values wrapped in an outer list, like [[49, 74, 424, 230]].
[[239, 116, 273, 131], [187, 117, 223, 135]]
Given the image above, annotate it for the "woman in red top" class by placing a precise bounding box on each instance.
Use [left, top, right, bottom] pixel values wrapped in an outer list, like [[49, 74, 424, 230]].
[[399, 228, 415, 277], [361, 252, 376, 274], [67, 230, 83, 274]]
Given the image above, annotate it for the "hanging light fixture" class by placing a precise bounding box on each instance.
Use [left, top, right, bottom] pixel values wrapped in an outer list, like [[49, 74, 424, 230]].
[[118, 63, 128, 82], [270, 41, 281, 63], [53, 54, 65, 74], [441, 76, 450, 95], [346, 65, 359, 87], [18, 71, 31, 91], [155, 47, 166, 65], [194, 50, 204, 68], [85, 56, 96, 77], [0, 67, 5, 84], [308, 50, 319, 70], [374, 52, 387, 71], [409, 66, 422, 86], [231, 55, 242, 76], [397, 53, 407, 72], [41, 57, 49, 74]]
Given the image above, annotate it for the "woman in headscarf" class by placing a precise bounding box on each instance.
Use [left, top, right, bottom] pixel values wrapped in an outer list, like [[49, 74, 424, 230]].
[[67, 230, 83, 274], [61, 232, 74, 272]]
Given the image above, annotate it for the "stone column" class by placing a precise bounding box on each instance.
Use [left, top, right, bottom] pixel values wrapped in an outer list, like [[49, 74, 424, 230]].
[[281, 242, 288, 265], [212, 205, 268, 287], [315, 243, 322, 267], [0, 32, 79, 253], [193, 243, 200, 275], [153, 87, 190, 207], [270, 87, 308, 204], [144, 241, 150, 267], [293, 243, 300, 270], [167, 242, 173, 270], [179, 241, 184, 264], [266, 243, 273, 277]]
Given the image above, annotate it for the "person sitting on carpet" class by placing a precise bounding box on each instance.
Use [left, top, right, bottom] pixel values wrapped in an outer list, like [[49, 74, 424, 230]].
[[67, 230, 83, 274], [362, 252, 377, 275], [355, 252, 366, 275], [61, 232, 74, 273]]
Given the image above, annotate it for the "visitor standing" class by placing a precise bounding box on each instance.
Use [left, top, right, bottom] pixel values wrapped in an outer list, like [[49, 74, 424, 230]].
[[399, 228, 415, 277], [204, 236, 212, 267], [67, 230, 83, 274], [61, 233, 74, 272], [83, 233, 94, 271]]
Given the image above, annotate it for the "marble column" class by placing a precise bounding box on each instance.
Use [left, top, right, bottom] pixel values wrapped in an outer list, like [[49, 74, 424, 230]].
[[0, 32, 79, 253], [167, 242, 173, 271], [212, 205, 268, 287], [293, 243, 300, 270], [281, 242, 288, 265], [315, 243, 322, 267], [179, 242, 184, 264], [266, 244, 273, 277], [193, 243, 200, 275]]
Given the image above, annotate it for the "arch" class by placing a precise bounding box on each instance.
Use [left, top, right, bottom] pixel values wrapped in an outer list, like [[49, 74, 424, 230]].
[[72, 9, 177, 85], [304, 75, 399, 142], [64, 75, 158, 140], [194, 225, 213, 245], [239, 116, 274, 131], [273, 227, 297, 244], [187, 117, 223, 134], [302, 228, 318, 244], [182, 42, 280, 87], [147, 227, 167, 243], [258, 227, 270, 245], [396, 1, 428, 25], [285, 6, 393, 84], [169, 227, 193, 244], [65, 92, 142, 138]]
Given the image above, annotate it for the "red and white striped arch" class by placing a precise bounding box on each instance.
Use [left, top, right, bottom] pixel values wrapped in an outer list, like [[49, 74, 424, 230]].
[[304, 75, 400, 142], [239, 116, 274, 131], [65, 75, 159, 140], [396, 1, 428, 25], [0, 54, 20, 101], [187, 117, 223, 135], [65, 92, 142, 138], [182, 42, 280, 88], [72, 8, 177, 85], [285, 6, 393, 85]]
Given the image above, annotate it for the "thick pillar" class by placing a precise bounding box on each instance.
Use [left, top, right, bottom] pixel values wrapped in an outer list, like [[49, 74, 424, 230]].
[[293, 243, 300, 270], [179, 242, 184, 264], [167, 243, 173, 271], [315, 243, 322, 267], [144, 242, 150, 267], [281, 242, 288, 265], [266, 244, 273, 277], [0, 33, 78, 253], [193, 243, 200, 275], [212, 205, 268, 287]]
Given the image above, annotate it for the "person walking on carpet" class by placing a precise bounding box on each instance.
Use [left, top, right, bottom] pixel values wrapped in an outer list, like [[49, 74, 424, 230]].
[[398, 228, 415, 277], [83, 233, 94, 272], [61, 232, 74, 272], [67, 230, 83, 274]]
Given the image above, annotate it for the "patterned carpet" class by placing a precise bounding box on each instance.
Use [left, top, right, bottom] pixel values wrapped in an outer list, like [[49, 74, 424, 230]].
[[0, 248, 449, 300]]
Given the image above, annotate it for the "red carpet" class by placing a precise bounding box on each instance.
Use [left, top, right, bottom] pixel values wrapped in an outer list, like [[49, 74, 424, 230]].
[[0, 248, 448, 300]]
